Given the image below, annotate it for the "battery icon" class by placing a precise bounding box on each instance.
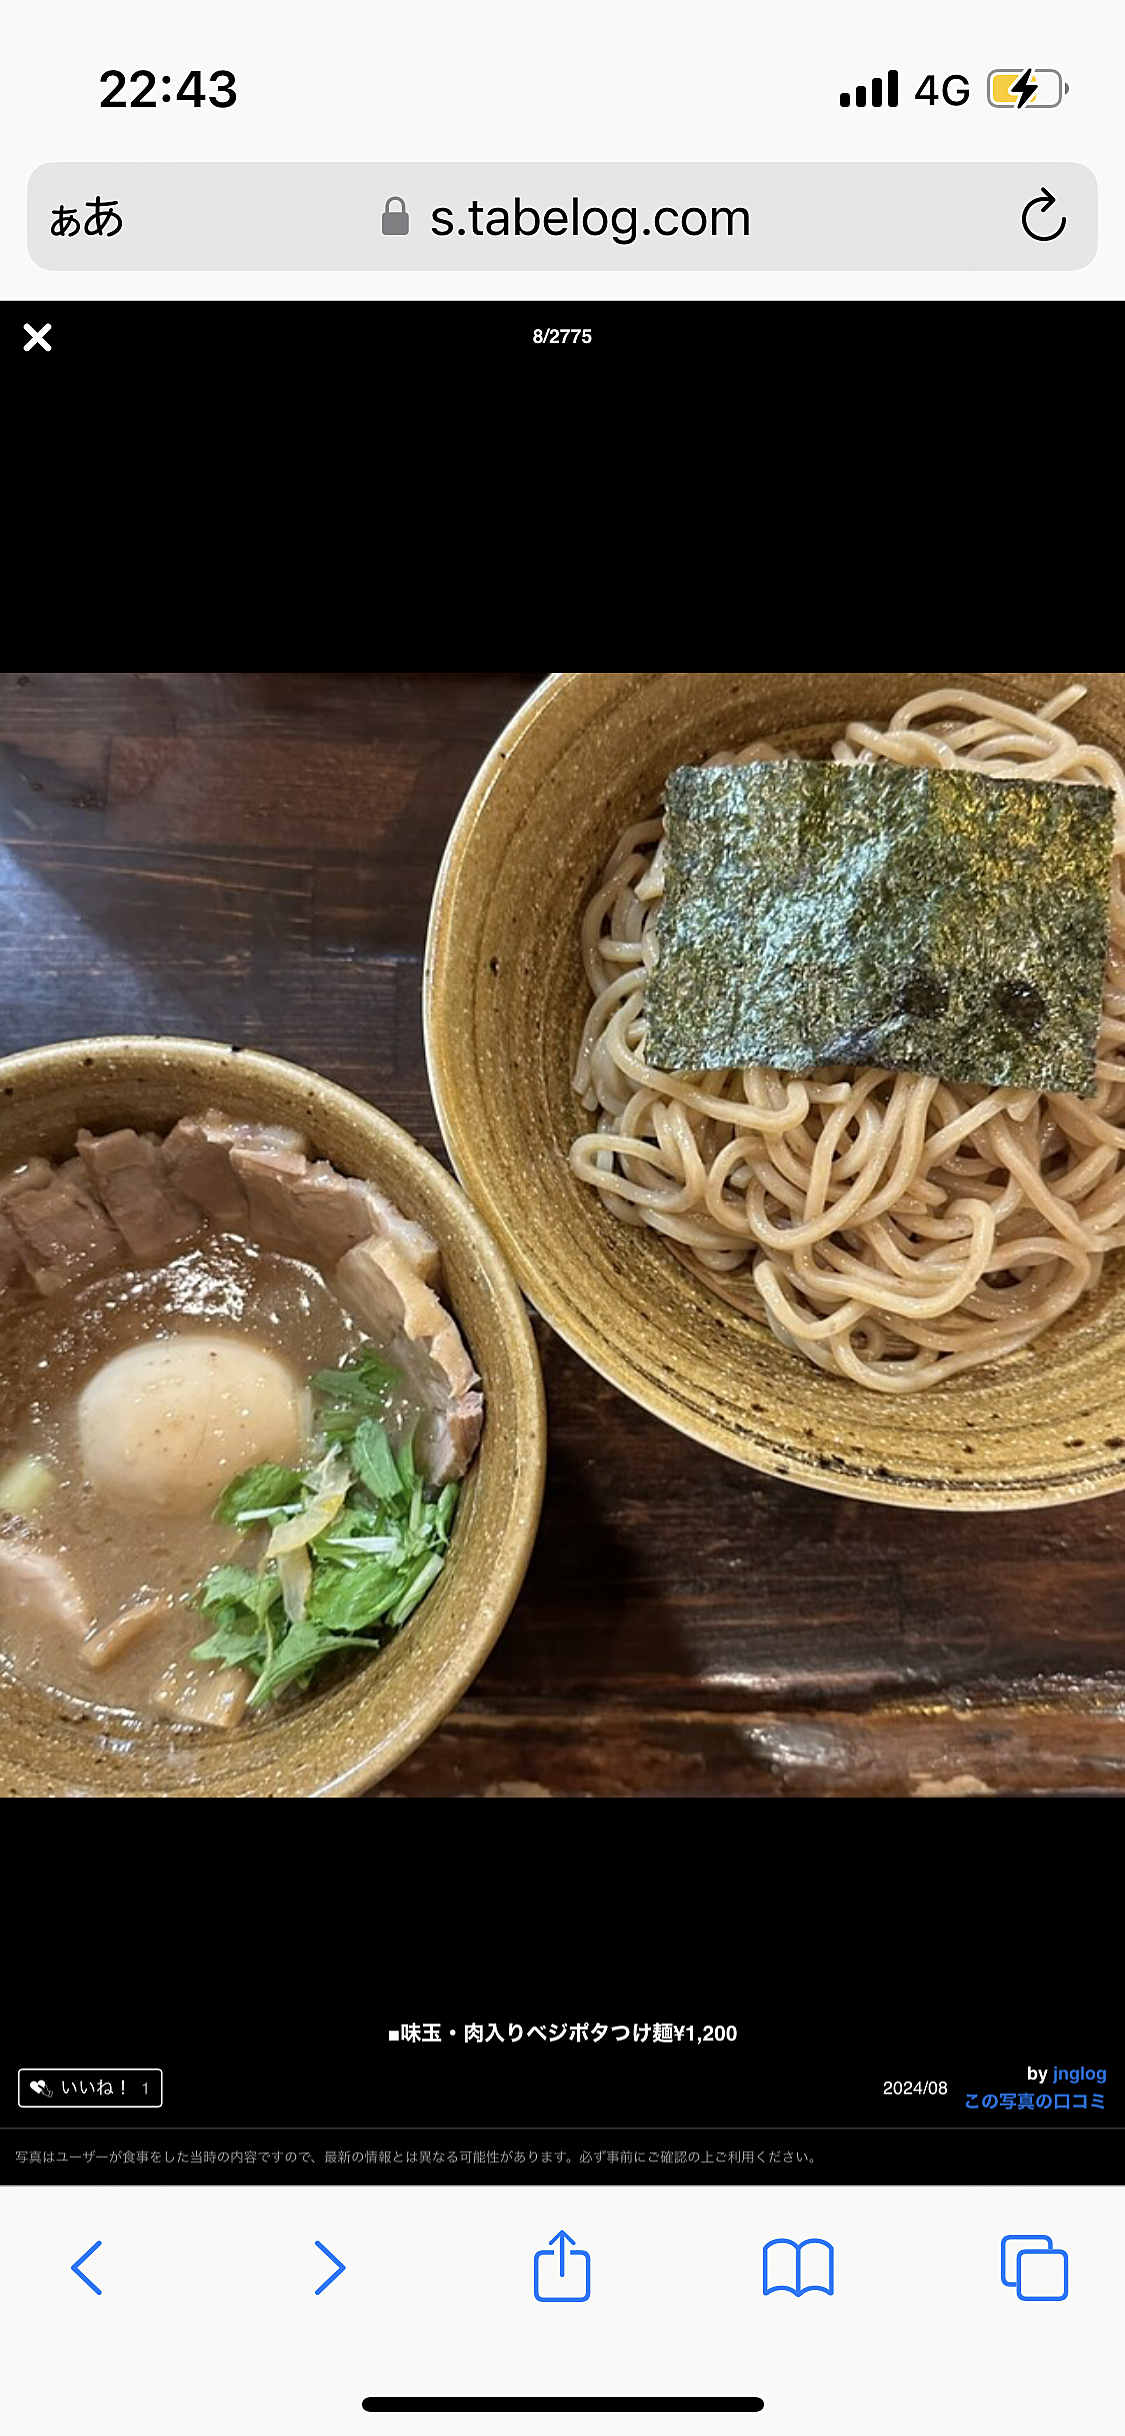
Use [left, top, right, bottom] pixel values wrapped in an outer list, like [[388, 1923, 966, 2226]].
[[988, 69, 1067, 107]]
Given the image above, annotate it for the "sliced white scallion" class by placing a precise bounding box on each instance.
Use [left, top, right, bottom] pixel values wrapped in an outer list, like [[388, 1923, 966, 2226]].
[[0, 1453, 56, 1518], [322, 1535, 398, 1554], [233, 1503, 303, 1524]]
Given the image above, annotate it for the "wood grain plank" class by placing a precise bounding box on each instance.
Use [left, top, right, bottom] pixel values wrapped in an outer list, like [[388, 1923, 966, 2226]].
[[105, 735, 421, 851], [0, 837, 440, 1142], [0, 673, 178, 732], [0, 736, 110, 839], [370, 1699, 1125, 1796], [466, 1326, 1125, 1708], [0, 839, 307, 1009], [104, 731, 523, 878], [311, 835, 456, 959], [0, 670, 540, 738]]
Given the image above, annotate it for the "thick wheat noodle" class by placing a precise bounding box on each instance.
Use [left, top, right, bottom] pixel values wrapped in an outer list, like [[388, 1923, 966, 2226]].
[[570, 683, 1125, 1390]]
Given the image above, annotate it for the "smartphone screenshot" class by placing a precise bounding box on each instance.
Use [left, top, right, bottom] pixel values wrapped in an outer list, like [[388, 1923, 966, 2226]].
[[5, 0, 1117, 391], [0, 2016, 1114, 2433], [3, 670, 1125, 1799]]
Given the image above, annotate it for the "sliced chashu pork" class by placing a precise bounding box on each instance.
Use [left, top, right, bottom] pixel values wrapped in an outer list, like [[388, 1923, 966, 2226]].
[[350, 1180, 441, 1287], [280, 1158, 441, 1279], [4, 1118, 472, 1475], [161, 1110, 440, 1281], [77, 1127, 201, 1264], [277, 1157, 387, 1266], [0, 1210, 24, 1288], [161, 1110, 308, 1232], [161, 1110, 254, 1228], [1, 1160, 52, 1288], [335, 1235, 483, 1484], [232, 1141, 442, 1279], [0, 1522, 91, 1635], [229, 1140, 315, 1256], [0, 1157, 53, 1204], [3, 1164, 125, 1294]]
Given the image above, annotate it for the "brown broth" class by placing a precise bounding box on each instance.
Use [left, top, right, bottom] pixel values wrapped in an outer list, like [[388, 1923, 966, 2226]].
[[0, 1234, 417, 1727]]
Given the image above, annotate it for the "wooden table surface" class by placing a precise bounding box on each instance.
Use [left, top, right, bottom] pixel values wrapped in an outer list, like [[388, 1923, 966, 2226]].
[[3, 671, 1124, 1798]]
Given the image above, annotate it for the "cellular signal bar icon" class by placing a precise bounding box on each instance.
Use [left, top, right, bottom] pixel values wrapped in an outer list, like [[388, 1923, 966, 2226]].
[[840, 71, 898, 106]]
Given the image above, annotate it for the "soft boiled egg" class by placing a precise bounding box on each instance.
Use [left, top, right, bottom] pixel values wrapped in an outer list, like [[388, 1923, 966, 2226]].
[[77, 1333, 305, 1514]]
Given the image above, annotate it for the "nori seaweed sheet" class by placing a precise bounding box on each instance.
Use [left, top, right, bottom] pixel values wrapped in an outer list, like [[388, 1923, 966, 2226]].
[[644, 761, 1116, 1096]]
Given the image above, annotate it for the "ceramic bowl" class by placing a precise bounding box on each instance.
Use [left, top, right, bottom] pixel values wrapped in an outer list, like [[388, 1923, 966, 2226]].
[[0, 1036, 546, 1795], [424, 670, 1125, 1511]]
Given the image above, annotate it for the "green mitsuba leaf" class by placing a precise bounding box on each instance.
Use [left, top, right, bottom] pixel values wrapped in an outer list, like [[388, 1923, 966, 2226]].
[[187, 1344, 459, 1708], [214, 1464, 305, 1525]]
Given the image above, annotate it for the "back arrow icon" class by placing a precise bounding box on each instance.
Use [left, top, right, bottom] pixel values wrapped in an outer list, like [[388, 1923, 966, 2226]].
[[1022, 185, 1066, 240], [314, 2239, 346, 2294], [71, 2240, 102, 2294]]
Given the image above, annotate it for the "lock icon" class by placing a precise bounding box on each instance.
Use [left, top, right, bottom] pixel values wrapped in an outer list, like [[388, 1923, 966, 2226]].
[[382, 195, 409, 235]]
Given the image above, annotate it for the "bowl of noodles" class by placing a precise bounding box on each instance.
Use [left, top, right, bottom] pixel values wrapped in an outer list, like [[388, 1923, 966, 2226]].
[[424, 673, 1125, 1509]]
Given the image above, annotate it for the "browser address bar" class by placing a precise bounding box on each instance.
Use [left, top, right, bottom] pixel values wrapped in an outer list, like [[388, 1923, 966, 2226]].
[[27, 161, 1097, 299]]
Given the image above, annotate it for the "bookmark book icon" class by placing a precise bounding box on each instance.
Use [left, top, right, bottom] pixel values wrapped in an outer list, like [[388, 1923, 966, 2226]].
[[763, 2238, 834, 2296]]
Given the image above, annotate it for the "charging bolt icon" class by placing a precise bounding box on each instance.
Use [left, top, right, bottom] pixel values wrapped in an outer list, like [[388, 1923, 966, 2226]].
[[988, 70, 1068, 107]]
